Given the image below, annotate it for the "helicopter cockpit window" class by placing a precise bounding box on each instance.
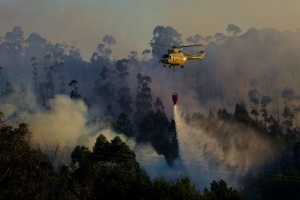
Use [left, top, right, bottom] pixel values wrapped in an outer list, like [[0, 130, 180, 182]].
[[162, 54, 169, 58]]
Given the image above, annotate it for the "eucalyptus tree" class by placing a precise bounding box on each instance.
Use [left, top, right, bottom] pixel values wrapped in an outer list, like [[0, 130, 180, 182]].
[[226, 23, 242, 37], [117, 86, 133, 115], [150, 26, 183, 59], [115, 58, 130, 83], [135, 73, 153, 124], [0, 26, 25, 68]]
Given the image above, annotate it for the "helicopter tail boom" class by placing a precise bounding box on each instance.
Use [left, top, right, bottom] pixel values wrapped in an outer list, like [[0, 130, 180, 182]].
[[185, 51, 206, 60]]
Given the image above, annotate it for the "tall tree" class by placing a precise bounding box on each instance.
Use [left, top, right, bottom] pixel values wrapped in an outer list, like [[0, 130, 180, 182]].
[[115, 58, 130, 83], [135, 73, 153, 123], [151, 26, 183, 59], [43, 53, 57, 102], [0, 26, 25, 67], [214, 32, 228, 43], [226, 23, 242, 37], [260, 95, 272, 124], [128, 51, 138, 67], [93, 65, 117, 116], [100, 65, 109, 83], [115, 112, 134, 137], [186, 34, 204, 44], [117, 86, 133, 115], [281, 88, 300, 127], [234, 102, 252, 125], [0, 114, 57, 199], [139, 109, 178, 165], [90, 35, 116, 66], [71, 145, 97, 200], [141, 49, 151, 61], [154, 97, 165, 111], [92, 134, 151, 199], [25, 32, 47, 61], [217, 108, 232, 122], [248, 88, 260, 119], [58, 61, 66, 94]]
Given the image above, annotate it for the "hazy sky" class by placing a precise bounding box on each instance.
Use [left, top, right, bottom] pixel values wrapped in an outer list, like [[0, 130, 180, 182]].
[[1, 0, 299, 61]]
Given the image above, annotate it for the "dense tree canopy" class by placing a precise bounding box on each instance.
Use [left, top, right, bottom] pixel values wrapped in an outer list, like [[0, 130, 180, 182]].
[[2, 24, 300, 199]]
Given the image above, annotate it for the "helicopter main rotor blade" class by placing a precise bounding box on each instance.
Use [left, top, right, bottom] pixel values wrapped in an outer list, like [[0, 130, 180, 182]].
[[150, 43, 203, 49], [149, 43, 173, 48], [149, 43, 203, 49], [174, 44, 203, 48]]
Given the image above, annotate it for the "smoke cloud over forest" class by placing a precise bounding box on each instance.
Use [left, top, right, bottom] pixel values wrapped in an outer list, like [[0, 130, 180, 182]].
[[2, 21, 300, 198]]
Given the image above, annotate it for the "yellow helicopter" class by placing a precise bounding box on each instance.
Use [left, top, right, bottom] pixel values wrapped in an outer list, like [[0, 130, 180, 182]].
[[149, 43, 206, 69]]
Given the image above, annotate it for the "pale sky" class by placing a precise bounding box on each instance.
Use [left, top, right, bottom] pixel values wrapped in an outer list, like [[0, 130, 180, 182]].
[[1, 0, 299, 61]]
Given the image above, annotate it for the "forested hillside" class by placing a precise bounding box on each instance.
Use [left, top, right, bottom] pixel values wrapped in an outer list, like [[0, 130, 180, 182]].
[[1, 24, 300, 199]]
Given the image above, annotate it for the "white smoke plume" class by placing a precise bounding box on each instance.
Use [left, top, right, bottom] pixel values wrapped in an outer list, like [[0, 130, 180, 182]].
[[173, 104, 272, 189], [0, 68, 274, 191], [0, 90, 184, 182]]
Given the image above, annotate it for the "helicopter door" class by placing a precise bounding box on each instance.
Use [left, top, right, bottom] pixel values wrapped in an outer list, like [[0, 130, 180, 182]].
[[170, 55, 174, 62]]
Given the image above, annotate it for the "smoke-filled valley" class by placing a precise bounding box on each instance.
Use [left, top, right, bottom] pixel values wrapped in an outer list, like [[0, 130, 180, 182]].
[[2, 24, 300, 199]]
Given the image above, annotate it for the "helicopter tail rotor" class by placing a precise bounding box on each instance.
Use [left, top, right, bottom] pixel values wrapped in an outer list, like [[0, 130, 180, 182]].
[[197, 44, 207, 54]]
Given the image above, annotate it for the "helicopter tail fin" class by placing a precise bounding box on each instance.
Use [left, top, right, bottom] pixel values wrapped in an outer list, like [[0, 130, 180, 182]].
[[197, 51, 206, 60]]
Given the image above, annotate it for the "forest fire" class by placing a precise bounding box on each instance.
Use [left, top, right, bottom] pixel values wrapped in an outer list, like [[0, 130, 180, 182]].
[[2, 20, 300, 199]]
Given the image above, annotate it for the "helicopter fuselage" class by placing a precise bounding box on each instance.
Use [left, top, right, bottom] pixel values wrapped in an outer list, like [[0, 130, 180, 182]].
[[149, 43, 205, 68], [159, 50, 206, 67], [160, 52, 187, 66]]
